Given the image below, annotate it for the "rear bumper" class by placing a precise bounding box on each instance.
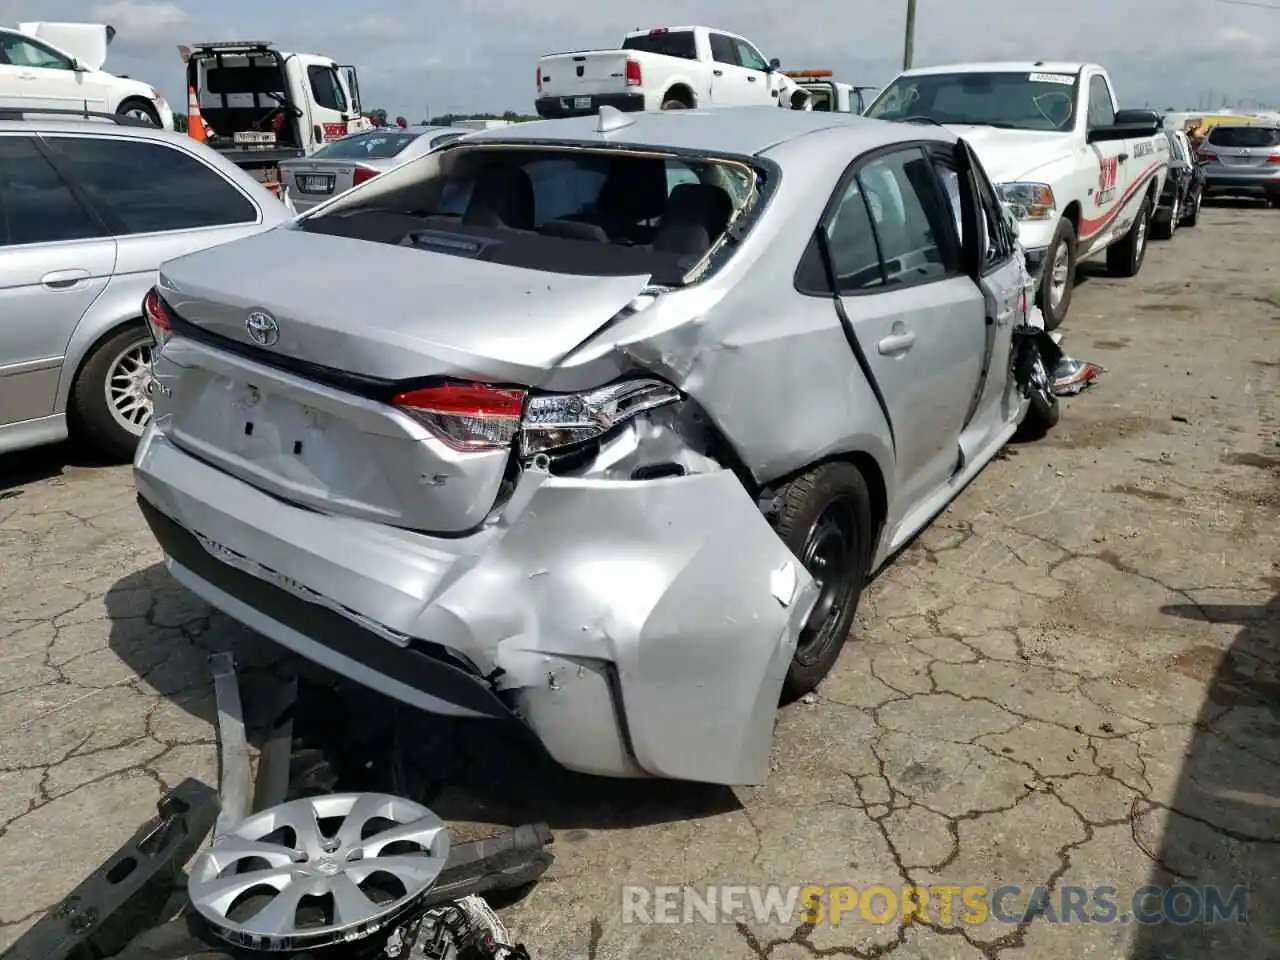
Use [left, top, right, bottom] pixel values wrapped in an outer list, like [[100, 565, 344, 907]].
[[133, 426, 816, 785], [1204, 171, 1280, 194], [535, 93, 646, 118]]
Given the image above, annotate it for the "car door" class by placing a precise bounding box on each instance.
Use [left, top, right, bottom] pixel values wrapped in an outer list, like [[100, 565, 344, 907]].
[[305, 61, 354, 145], [1080, 73, 1129, 255], [0, 134, 115, 430], [0, 32, 108, 112], [824, 145, 987, 508], [729, 37, 776, 106], [707, 32, 749, 105]]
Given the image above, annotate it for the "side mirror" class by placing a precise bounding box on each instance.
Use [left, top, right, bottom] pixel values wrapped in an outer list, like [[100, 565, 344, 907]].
[[71, 58, 88, 72], [768, 57, 781, 71], [1087, 121, 1159, 143]]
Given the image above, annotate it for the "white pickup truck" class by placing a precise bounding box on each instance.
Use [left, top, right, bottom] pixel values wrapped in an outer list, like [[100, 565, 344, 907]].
[[865, 62, 1169, 328], [535, 25, 799, 118]]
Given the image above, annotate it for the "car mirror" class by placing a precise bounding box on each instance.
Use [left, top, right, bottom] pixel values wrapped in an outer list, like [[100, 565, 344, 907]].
[[71, 58, 88, 72], [768, 57, 781, 72], [1087, 121, 1159, 143]]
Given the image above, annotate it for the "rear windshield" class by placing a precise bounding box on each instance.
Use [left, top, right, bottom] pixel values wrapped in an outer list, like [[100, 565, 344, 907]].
[[301, 147, 756, 284], [621, 31, 697, 60], [198, 54, 283, 95], [1207, 126, 1280, 148], [312, 131, 421, 160]]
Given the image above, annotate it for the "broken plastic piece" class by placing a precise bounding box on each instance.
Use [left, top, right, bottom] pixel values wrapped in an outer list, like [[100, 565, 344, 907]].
[[770, 561, 798, 607], [1052, 357, 1104, 396], [209, 652, 250, 839]]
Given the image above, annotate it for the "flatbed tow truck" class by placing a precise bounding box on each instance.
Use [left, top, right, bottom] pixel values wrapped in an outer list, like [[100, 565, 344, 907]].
[[782, 69, 877, 113]]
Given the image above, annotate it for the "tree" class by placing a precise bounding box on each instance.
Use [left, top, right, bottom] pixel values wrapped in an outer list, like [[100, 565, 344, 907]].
[[173, 112, 188, 133]]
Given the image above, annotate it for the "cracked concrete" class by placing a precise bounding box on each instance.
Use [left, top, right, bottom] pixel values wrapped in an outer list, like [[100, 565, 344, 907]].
[[0, 202, 1277, 958]]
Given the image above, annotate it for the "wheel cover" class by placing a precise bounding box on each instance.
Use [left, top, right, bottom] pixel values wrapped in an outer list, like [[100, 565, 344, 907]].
[[1170, 195, 1180, 228], [188, 793, 450, 950], [1048, 242, 1071, 310], [1135, 209, 1147, 257], [105, 338, 155, 436], [795, 496, 862, 666]]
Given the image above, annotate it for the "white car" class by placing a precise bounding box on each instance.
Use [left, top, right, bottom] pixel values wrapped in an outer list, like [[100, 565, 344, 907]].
[[0, 23, 174, 128]]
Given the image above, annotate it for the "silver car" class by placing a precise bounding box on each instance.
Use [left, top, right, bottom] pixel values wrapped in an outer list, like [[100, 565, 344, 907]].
[[134, 107, 1058, 785], [280, 126, 466, 214], [1198, 123, 1280, 206], [0, 109, 290, 459]]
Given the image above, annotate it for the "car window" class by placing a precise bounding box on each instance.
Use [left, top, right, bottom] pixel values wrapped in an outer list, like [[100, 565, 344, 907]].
[[312, 131, 418, 160], [429, 133, 464, 150], [824, 178, 884, 291], [1206, 126, 1280, 148], [1087, 75, 1115, 128], [0, 136, 103, 246], [732, 39, 769, 72], [523, 158, 609, 226], [0, 33, 73, 70], [41, 136, 258, 235], [620, 31, 697, 60], [856, 148, 959, 284], [308, 65, 348, 113], [709, 33, 736, 65]]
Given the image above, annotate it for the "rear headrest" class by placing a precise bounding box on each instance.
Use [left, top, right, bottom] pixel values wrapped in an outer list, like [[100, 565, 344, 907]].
[[463, 164, 535, 230], [651, 183, 734, 257]]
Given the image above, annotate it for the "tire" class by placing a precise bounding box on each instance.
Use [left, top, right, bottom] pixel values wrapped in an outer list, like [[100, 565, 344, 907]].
[[116, 97, 161, 126], [69, 323, 155, 462], [1151, 194, 1178, 240], [1037, 217, 1077, 331], [1182, 187, 1201, 227], [1106, 193, 1152, 278], [770, 463, 873, 701], [1267, 190, 1280, 209], [660, 97, 690, 110], [1015, 350, 1060, 441]]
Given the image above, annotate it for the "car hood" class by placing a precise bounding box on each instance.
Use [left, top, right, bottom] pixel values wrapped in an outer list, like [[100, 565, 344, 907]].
[[18, 22, 110, 71], [157, 227, 654, 386], [945, 125, 1075, 184]]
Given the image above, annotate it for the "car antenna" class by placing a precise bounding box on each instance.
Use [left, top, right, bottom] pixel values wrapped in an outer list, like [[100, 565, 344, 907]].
[[596, 105, 637, 134]]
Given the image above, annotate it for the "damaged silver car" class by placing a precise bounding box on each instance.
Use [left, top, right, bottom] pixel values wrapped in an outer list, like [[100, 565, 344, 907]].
[[132, 106, 1058, 786]]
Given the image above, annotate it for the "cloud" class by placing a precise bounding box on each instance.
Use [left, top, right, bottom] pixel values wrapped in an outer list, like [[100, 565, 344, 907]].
[[88, 0, 191, 48]]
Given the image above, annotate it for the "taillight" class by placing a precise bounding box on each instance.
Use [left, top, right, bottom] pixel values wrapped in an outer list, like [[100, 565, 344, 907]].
[[271, 112, 285, 132], [536, 66, 542, 93], [142, 287, 175, 347], [393, 383, 527, 451], [1197, 149, 1217, 160], [625, 59, 642, 87], [1267, 154, 1280, 164], [351, 165, 378, 186]]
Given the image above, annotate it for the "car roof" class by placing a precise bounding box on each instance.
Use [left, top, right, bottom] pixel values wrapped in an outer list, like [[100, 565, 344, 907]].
[[458, 107, 950, 159], [0, 116, 183, 139]]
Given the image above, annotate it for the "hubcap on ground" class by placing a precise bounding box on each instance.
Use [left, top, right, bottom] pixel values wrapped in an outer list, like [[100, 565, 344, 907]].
[[1048, 243, 1070, 309], [105, 339, 154, 436], [796, 497, 861, 666]]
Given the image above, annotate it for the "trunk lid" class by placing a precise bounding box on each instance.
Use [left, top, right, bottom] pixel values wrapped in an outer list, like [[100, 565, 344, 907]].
[[158, 226, 652, 385], [18, 22, 110, 70], [539, 51, 633, 98], [1205, 126, 1280, 168], [153, 227, 653, 534]]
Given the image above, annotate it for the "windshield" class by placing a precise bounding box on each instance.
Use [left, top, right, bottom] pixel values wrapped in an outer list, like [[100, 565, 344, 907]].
[[312, 131, 421, 160], [1207, 125, 1280, 148], [302, 147, 757, 284], [866, 71, 1080, 132]]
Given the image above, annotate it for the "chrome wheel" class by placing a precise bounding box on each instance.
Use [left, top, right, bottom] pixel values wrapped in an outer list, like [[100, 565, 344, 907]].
[[188, 793, 450, 950], [1048, 242, 1071, 310], [1170, 195, 1180, 232], [1135, 209, 1148, 255], [104, 338, 154, 437]]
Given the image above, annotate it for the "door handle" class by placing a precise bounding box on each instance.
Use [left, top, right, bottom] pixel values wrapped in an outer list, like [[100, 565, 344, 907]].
[[713, 69, 723, 76], [19, 72, 37, 81], [41, 269, 90, 289], [877, 330, 916, 355], [746, 75, 757, 82]]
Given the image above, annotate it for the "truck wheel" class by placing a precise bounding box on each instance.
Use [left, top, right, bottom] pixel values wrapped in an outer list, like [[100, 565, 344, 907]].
[[1106, 194, 1151, 278], [69, 322, 154, 462], [1037, 218, 1077, 331], [661, 98, 689, 110], [1016, 350, 1060, 441], [770, 463, 872, 701], [117, 97, 161, 126], [1182, 188, 1202, 227], [1151, 194, 1178, 241]]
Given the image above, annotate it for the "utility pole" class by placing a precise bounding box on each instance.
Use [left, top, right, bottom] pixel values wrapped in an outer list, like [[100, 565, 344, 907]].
[[903, 0, 917, 69]]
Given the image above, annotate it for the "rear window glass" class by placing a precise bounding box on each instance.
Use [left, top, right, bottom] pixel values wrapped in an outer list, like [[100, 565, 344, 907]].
[[621, 31, 697, 60], [312, 132, 419, 160], [302, 147, 757, 284], [200, 55, 284, 95], [1206, 126, 1280, 148]]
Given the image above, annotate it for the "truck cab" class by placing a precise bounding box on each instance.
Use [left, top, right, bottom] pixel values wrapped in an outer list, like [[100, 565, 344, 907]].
[[185, 41, 367, 179], [781, 70, 877, 113]]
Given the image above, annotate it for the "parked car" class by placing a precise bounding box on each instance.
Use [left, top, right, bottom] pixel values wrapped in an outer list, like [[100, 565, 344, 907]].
[[1152, 128, 1205, 238], [535, 25, 799, 118], [1196, 123, 1280, 206], [0, 109, 291, 459], [133, 107, 1059, 786], [280, 126, 466, 213], [0, 22, 173, 127], [865, 63, 1169, 330]]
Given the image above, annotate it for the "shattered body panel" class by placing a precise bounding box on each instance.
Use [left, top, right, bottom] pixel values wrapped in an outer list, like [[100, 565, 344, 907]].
[[134, 108, 1051, 784]]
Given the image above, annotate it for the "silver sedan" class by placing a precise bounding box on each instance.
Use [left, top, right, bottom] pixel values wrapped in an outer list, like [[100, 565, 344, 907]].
[[280, 126, 466, 213]]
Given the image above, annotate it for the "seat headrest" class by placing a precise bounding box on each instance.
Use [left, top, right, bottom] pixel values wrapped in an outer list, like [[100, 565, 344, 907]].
[[462, 164, 535, 230], [651, 182, 734, 257]]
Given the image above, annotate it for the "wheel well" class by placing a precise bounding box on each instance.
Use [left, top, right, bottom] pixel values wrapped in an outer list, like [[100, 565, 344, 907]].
[[1061, 200, 1081, 234], [662, 85, 695, 107], [761, 452, 888, 549], [116, 96, 158, 118], [69, 317, 146, 393]]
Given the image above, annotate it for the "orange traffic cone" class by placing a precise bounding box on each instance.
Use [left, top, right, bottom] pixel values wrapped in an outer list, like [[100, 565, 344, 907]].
[[186, 86, 207, 143]]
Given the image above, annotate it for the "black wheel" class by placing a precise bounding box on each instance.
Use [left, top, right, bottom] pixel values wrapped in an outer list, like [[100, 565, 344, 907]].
[[1106, 193, 1152, 278], [1037, 217, 1077, 331], [1015, 350, 1060, 441], [116, 97, 161, 126], [1151, 195, 1177, 240], [771, 463, 872, 701], [1267, 190, 1280, 209], [661, 97, 689, 110], [1181, 187, 1202, 227], [69, 323, 154, 461]]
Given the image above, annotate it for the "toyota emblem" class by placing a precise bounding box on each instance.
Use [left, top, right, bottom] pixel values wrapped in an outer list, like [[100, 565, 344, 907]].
[[245, 310, 279, 346]]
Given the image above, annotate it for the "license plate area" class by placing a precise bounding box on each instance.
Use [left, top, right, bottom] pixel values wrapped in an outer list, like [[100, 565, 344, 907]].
[[231, 384, 323, 467], [574, 96, 592, 110], [296, 173, 335, 194], [234, 131, 277, 145]]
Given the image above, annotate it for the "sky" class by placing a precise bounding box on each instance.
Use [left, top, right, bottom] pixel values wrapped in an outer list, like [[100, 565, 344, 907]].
[[5, 0, 1280, 119]]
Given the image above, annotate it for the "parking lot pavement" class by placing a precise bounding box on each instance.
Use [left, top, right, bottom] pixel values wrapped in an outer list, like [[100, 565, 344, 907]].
[[1, 204, 1277, 959]]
